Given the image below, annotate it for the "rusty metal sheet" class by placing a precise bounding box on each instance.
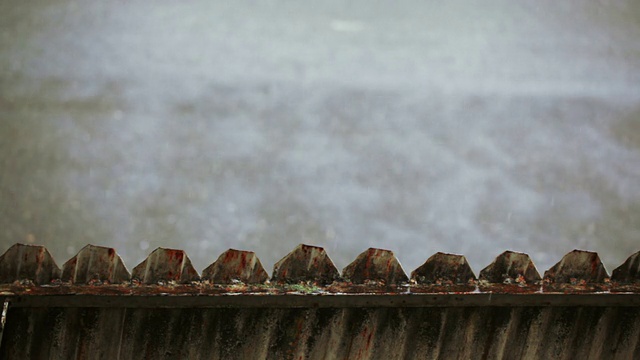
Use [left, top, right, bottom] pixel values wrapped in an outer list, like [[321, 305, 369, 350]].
[[1, 243, 639, 291], [411, 252, 476, 285], [201, 249, 268, 284], [0, 307, 126, 360], [271, 244, 339, 285], [2, 243, 640, 359], [5, 292, 640, 309], [342, 248, 408, 285], [478, 250, 541, 284], [612, 251, 640, 283], [61, 244, 130, 284], [0, 243, 60, 285], [544, 249, 609, 283], [131, 247, 199, 284], [2, 306, 639, 359]]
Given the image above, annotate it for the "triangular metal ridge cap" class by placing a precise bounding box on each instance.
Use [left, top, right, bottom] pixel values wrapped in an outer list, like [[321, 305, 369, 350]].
[[0, 243, 639, 286]]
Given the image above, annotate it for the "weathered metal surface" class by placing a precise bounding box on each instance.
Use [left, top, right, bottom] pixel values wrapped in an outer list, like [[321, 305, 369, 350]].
[[2, 306, 639, 359], [411, 252, 476, 284], [61, 244, 130, 284], [5, 291, 640, 308], [131, 247, 199, 284], [0, 307, 126, 360], [2, 243, 640, 359], [271, 244, 339, 285], [202, 249, 268, 284], [3, 243, 638, 288], [479, 251, 541, 284], [0, 243, 60, 285], [342, 248, 408, 285], [544, 249, 609, 283], [612, 251, 640, 283]]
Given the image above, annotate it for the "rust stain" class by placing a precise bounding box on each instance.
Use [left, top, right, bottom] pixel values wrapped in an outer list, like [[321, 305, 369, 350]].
[[2, 243, 640, 290], [3, 281, 638, 297], [238, 252, 247, 272], [165, 250, 184, 263], [223, 250, 236, 262], [590, 253, 599, 275], [2, 244, 640, 359]]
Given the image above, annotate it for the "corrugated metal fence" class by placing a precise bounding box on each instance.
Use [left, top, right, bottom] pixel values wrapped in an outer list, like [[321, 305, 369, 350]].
[[0, 243, 639, 359]]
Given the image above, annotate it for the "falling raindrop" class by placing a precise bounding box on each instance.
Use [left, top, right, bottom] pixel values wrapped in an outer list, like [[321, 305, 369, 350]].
[[139, 241, 150, 251]]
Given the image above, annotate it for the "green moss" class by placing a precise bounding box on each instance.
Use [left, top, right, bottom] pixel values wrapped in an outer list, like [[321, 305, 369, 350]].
[[286, 283, 322, 294]]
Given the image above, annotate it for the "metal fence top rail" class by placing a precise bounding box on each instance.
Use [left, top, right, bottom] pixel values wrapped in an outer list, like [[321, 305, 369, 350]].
[[0, 243, 639, 308]]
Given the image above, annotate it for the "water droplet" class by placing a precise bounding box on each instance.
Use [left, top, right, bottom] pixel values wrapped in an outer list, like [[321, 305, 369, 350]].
[[325, 227, 336, 240], [330, 20, 365, 33]]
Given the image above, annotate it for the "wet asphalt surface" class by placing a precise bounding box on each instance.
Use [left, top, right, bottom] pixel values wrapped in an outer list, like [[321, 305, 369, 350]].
[[1, 0, 640, 274]]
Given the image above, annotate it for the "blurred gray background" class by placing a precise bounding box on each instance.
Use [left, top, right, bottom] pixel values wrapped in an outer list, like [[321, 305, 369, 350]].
[[1, 0, 639, 276]]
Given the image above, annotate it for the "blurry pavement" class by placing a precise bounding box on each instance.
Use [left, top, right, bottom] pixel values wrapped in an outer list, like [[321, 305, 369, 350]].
[[1, 0, 640, 273]]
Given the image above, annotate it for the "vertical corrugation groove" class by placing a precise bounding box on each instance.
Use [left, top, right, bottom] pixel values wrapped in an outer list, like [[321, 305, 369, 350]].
[[431, 307, 449, 360], [398, 308, 420, 360], [312, 309, 345, 360], [633, 331, 640, 360], [568, 307, 601, 360], [589, 307, 615, 360], [386, 309, 410, 360], [490, 307, 518, 360], [0, 301, 7, 349], [618, 308, 640, 359], [458, 308, 478, 358], [115, 308, 126, 360], [525, 307, 550, 359], [436, 307, 464, 358]]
